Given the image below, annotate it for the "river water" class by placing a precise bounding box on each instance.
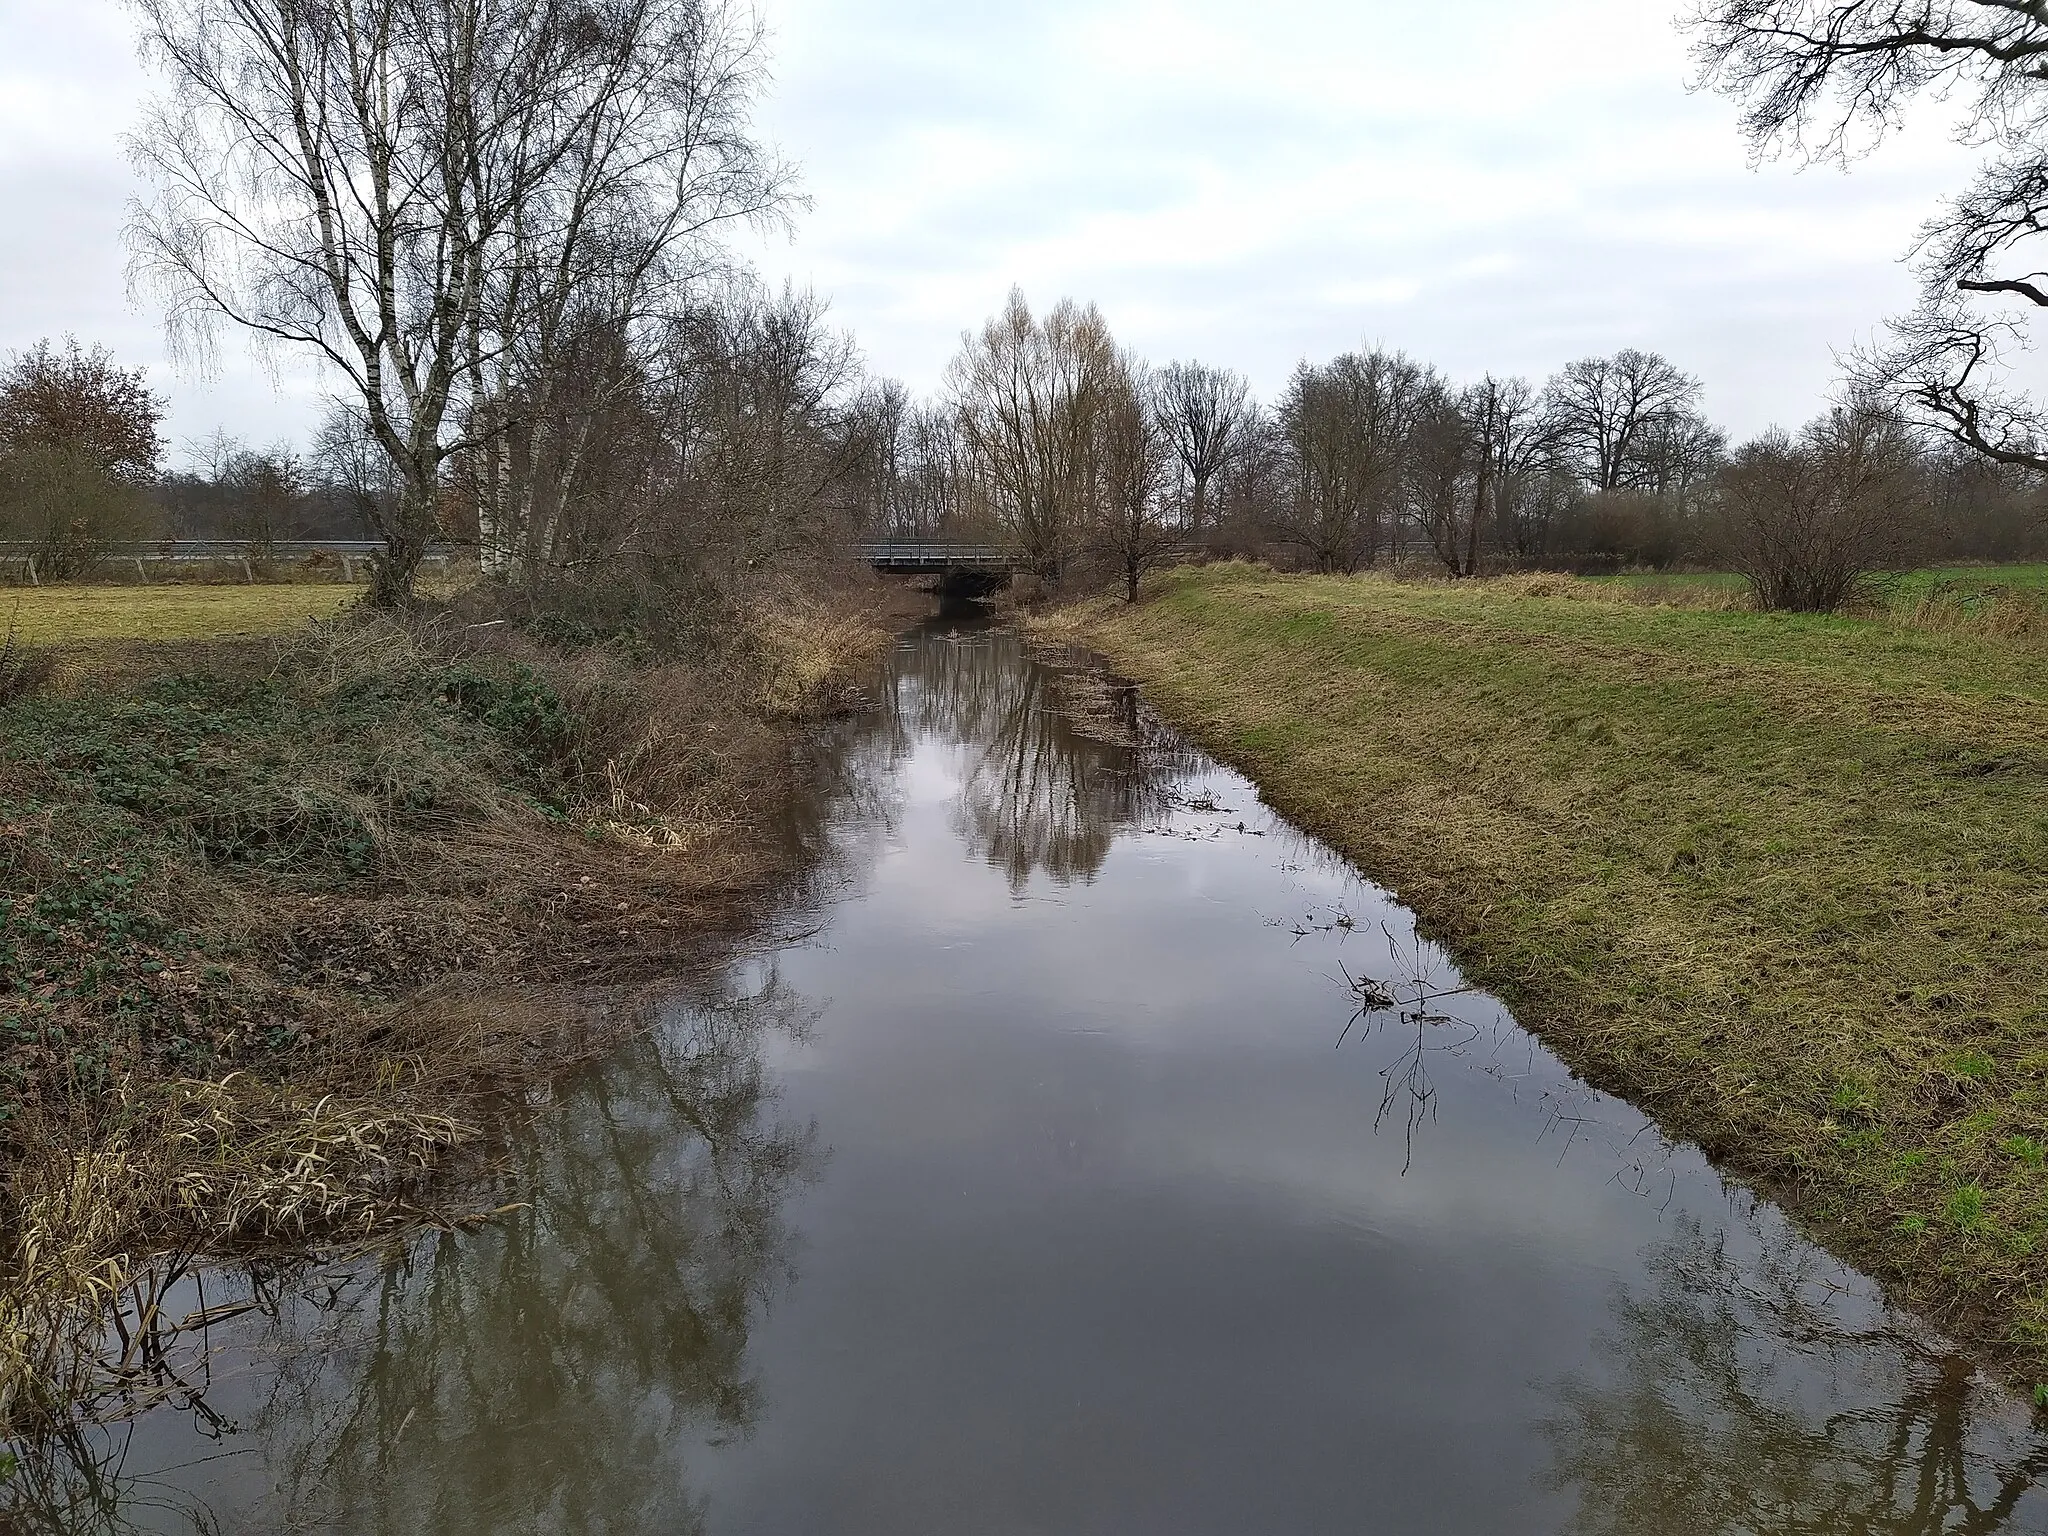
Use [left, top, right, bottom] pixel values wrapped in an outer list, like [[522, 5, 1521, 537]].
[[21, 623, 2048, 1532]]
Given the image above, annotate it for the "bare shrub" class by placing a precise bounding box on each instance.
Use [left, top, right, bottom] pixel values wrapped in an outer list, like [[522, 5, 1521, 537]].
[[1709, 406, 1927, 613], [0, 442, 161, 580]]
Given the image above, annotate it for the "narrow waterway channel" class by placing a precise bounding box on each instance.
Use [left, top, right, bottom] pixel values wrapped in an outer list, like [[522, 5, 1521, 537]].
[[23, 623, 2048, 1533]]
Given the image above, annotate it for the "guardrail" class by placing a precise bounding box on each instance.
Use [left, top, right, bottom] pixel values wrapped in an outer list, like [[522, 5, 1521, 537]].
[[0, 540, 463, 586]]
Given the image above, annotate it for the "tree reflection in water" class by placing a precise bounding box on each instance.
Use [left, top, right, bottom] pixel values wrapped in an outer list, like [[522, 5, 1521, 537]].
[[232, 971, 820, 1535], [1541, 1207, 2048, 1535], [888, 627, 1192, 890]]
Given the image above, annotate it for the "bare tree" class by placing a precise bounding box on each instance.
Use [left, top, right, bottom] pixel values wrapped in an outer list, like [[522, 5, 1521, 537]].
[[899, 403, 970, 539], [1153, 361, 1253, 535], [1710, 401, 1927, 611], [1404, 374, 1545, 578], [1092, 355, 1177, 601], [1273, 348, 1434, 572], [848, 389, 973, 541], [222, 445, 307, 559], [1689, 2, 2048, 481], [128, 0, 796, 605], [1407, 387, 1476, 576], [948, 289, 1116, 585], [312, 402, 401, 544], [1540, 350, 1703, 489], [1635, 409, 1728, 508], [1543, 350, 1705, 493], [1207, 406, 1287, 558], [1478, 376, 1559, 564]]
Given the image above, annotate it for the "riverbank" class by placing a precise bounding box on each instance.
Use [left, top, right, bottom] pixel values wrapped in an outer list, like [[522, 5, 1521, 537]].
[[1039, 564, 2048, 1388], [0, 587, 890, 1426]]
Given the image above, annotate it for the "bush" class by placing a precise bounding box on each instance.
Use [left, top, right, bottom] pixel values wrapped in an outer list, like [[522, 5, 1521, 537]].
[[0, 443, 161, 580], [1709, 406, 1926, 613], [1551, 489, 1686, 572]]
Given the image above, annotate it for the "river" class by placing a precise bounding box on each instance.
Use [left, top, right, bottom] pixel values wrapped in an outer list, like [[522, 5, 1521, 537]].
[[16, 622, 2048, 1533]]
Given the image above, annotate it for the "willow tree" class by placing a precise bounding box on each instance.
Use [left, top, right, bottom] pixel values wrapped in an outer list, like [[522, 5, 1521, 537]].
[[1690, 3, 2048, 474], [947, 290, 1117, 585], [127, 0, 794, 604]]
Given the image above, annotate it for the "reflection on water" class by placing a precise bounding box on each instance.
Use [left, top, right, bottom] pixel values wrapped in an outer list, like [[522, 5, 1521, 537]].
[[10, 625, 2047, 1535], [247, 976, 818, 1534], [890, 628, 1187, 889], [1544, 1209, 2048, 1535], [3, 977, 817, 1536]]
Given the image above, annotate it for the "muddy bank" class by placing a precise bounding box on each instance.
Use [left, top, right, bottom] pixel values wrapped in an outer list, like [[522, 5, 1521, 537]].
[[0, 590, 895, 1427]]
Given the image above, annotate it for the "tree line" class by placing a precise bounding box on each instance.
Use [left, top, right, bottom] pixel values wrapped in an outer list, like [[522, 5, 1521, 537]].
[[845, 290, 2044, 609], [8, 285, 2042, 613]]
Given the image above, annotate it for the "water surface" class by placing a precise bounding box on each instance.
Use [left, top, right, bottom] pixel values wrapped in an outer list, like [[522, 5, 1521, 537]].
[[25, 625, 2048, 1533]]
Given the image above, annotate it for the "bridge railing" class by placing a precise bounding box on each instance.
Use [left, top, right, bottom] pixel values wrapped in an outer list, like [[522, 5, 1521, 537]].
[[855, 540, 1015, 571]]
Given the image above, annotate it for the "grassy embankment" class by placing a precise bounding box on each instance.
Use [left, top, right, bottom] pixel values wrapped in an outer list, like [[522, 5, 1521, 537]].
[[0, 581, 885, 1426], [1044, 564, 2048, 1385]]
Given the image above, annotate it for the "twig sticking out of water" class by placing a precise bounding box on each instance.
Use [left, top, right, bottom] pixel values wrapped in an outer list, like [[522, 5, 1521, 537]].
[[1336, 925, 1481, 1175]]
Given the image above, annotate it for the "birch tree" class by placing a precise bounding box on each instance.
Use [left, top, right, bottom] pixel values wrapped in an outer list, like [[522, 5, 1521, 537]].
[[127, 0, 795, 604]]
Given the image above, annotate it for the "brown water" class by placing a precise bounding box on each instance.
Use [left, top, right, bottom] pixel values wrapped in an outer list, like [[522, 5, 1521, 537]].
[[17, 624, 2048, 1533]]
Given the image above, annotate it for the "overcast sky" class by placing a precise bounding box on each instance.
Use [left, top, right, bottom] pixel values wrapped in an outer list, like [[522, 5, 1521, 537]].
[[0, 0, 1989, 464]]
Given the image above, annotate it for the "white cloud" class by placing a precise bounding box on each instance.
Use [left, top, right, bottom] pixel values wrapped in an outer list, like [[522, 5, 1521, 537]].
[[0, 0, 2001, 447], [743, 0, 1986, 436]]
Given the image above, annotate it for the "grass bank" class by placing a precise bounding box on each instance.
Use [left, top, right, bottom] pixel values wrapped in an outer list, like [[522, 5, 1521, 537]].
[[0, 586, 887, 1426], [1042, 564, 2048, 1386]]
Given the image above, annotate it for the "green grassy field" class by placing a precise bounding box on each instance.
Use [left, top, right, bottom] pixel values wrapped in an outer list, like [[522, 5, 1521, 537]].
[[1049, 564, 2048, 1382], [1598, 562, 2048, 603], [0, 584, 363, 644]]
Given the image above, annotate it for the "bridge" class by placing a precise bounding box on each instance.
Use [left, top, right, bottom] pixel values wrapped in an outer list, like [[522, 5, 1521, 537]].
[[856, 539, 1017, 575]]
